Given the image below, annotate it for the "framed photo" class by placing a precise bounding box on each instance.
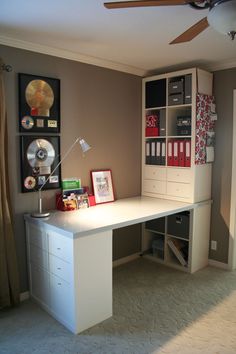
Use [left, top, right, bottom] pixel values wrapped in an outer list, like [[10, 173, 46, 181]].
[[20, 135, 61, 193], [19, 73, 60, 133], [91, 170, 115, 204]]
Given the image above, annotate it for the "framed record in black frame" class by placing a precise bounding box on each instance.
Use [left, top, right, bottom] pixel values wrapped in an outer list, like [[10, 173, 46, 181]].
[[19, 73, 60, 133], [20, 135, 61, 193]]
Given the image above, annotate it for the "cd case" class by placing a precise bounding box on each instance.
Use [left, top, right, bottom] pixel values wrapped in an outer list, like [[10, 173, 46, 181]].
[[19, 73, 60, 133], [20, 135, 61, 193]]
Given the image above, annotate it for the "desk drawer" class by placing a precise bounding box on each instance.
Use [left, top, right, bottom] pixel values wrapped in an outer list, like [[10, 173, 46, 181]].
[[143, 180, 166, 195], [50, 274, 74, 325], [167, 168, 192, 183], [144, 166, 166, 181], [48, 231, 73, 262], [166, 182, 191, 199], [49, 254, 72, 284]]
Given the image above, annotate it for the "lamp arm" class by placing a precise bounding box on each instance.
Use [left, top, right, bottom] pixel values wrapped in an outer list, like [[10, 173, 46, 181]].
[[39, 137, 81, 192]]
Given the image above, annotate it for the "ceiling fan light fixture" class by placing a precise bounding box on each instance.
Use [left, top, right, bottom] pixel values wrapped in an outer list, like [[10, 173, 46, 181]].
[[207, 0, 236, 39]]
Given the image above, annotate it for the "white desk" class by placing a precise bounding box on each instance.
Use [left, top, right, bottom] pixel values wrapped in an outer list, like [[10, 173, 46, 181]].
[[25, 196, 211, 334]]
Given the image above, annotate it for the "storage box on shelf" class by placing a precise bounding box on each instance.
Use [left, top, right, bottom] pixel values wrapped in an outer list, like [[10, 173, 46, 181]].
[[142, 67, 213, 203]]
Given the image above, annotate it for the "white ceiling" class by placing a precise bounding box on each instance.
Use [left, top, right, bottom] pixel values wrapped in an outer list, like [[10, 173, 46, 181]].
[[1, 0, 236, 76]]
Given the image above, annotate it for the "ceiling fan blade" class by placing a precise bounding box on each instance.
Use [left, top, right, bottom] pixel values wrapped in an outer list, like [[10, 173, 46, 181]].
[[170, 17, 209, 44], [104, 0, 194, 9]]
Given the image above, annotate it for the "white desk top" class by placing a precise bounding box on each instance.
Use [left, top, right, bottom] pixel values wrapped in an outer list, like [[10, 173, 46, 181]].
[[24, 196, 199, 238]]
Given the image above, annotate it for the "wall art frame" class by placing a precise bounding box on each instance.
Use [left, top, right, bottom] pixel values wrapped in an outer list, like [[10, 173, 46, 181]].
[[19, 73, 60, 133]]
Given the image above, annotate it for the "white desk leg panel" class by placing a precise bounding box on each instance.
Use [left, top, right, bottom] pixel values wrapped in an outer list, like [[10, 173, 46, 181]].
[[73, 230, 113, 334]]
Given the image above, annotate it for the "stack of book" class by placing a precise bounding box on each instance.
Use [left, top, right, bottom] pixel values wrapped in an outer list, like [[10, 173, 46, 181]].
[[62, 178, 89, 210]]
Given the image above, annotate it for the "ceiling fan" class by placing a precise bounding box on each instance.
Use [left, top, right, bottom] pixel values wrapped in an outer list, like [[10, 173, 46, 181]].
[[104, 0, 236, 44]]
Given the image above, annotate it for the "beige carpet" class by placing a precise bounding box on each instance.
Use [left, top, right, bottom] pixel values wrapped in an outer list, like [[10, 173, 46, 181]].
[[1, 258, 236, 354]]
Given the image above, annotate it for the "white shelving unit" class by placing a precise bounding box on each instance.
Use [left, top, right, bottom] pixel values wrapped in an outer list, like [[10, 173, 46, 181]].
[[142, 67, 213, 203], [142, 201, 211, 273], [141, 67, 213, 272]]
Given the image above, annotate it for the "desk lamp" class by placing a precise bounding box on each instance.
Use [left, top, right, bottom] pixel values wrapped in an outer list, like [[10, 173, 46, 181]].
[[31, 137, 91, 218]]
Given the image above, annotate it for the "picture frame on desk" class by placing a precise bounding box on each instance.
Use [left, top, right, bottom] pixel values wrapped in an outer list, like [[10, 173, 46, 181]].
[[91, 170, 115, 204]]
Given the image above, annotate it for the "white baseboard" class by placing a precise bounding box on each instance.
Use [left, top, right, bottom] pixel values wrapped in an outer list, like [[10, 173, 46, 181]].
[[208, 259, 229, 270], [20, 291, 30, 302], [113, 253, 140, 268]]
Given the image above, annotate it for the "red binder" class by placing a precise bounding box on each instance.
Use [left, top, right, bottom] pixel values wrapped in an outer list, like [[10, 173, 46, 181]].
[[167, 141, 173, 166], [185, 140, 191, 167], [179, 140, 185, 167], [173, 140, 179, 166]]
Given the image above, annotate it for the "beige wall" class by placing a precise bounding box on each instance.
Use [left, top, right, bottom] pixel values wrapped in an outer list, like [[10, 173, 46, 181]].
[[0, 45, 142, 291], [210, 67, 236, 263]]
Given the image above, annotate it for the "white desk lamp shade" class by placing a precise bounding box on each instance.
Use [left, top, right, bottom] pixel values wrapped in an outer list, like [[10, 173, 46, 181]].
[[207, 1, 236, 35], [79, 138, 91, 153]]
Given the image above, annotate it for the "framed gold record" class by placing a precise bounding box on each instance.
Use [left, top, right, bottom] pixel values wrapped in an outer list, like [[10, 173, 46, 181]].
[[19, 73, 60, 133], [20, 135, 61, 193]]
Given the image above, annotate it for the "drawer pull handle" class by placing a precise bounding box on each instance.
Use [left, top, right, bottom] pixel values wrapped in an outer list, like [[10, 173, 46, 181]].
[[58, 283, 62, 286], [57, 247, 61, 250], [57, 267, 61, 270], [176, 216, 182, 224]]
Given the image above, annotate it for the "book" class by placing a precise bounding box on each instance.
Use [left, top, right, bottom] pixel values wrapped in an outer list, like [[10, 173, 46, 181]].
[[167, 238, 187, 266]]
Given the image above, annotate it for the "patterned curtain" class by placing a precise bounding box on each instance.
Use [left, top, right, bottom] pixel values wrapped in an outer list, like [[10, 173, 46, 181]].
[[0, 59, 20, 308]]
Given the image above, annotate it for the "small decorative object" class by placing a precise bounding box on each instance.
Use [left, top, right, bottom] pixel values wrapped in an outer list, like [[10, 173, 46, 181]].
[[91, 170, 114, 204], [19, 73, 60, 133]]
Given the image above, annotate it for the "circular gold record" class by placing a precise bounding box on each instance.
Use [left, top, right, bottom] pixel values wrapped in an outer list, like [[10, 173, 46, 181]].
[[25, 80, 54, 117], [27, 138, 55, 168], [21, 115, 34, 130], [24, 176, 36, 190]]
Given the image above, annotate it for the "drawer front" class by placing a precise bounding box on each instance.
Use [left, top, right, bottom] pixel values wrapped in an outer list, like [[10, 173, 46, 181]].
[[28, 223, 47, 251], [49, 254, 72, 284], [143, 180, 166, 195], [166, 182, 191, 199], [50, 274, 74, 325], [167, 168, 192, 183], [168, 80, 183, 94], [168, 93, 184, 106], [29, 243, 49, 270], [144, 166, 166, 181], [48, 231, 73, 262]]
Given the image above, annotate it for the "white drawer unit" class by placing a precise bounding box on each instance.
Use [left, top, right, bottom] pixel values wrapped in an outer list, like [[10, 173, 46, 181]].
[[167, 167, 192, 183], [144, 166, 166, 181], [166, 182, 192, 199], [143, 179, 166, 195], [48, 230, 73, 262]]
